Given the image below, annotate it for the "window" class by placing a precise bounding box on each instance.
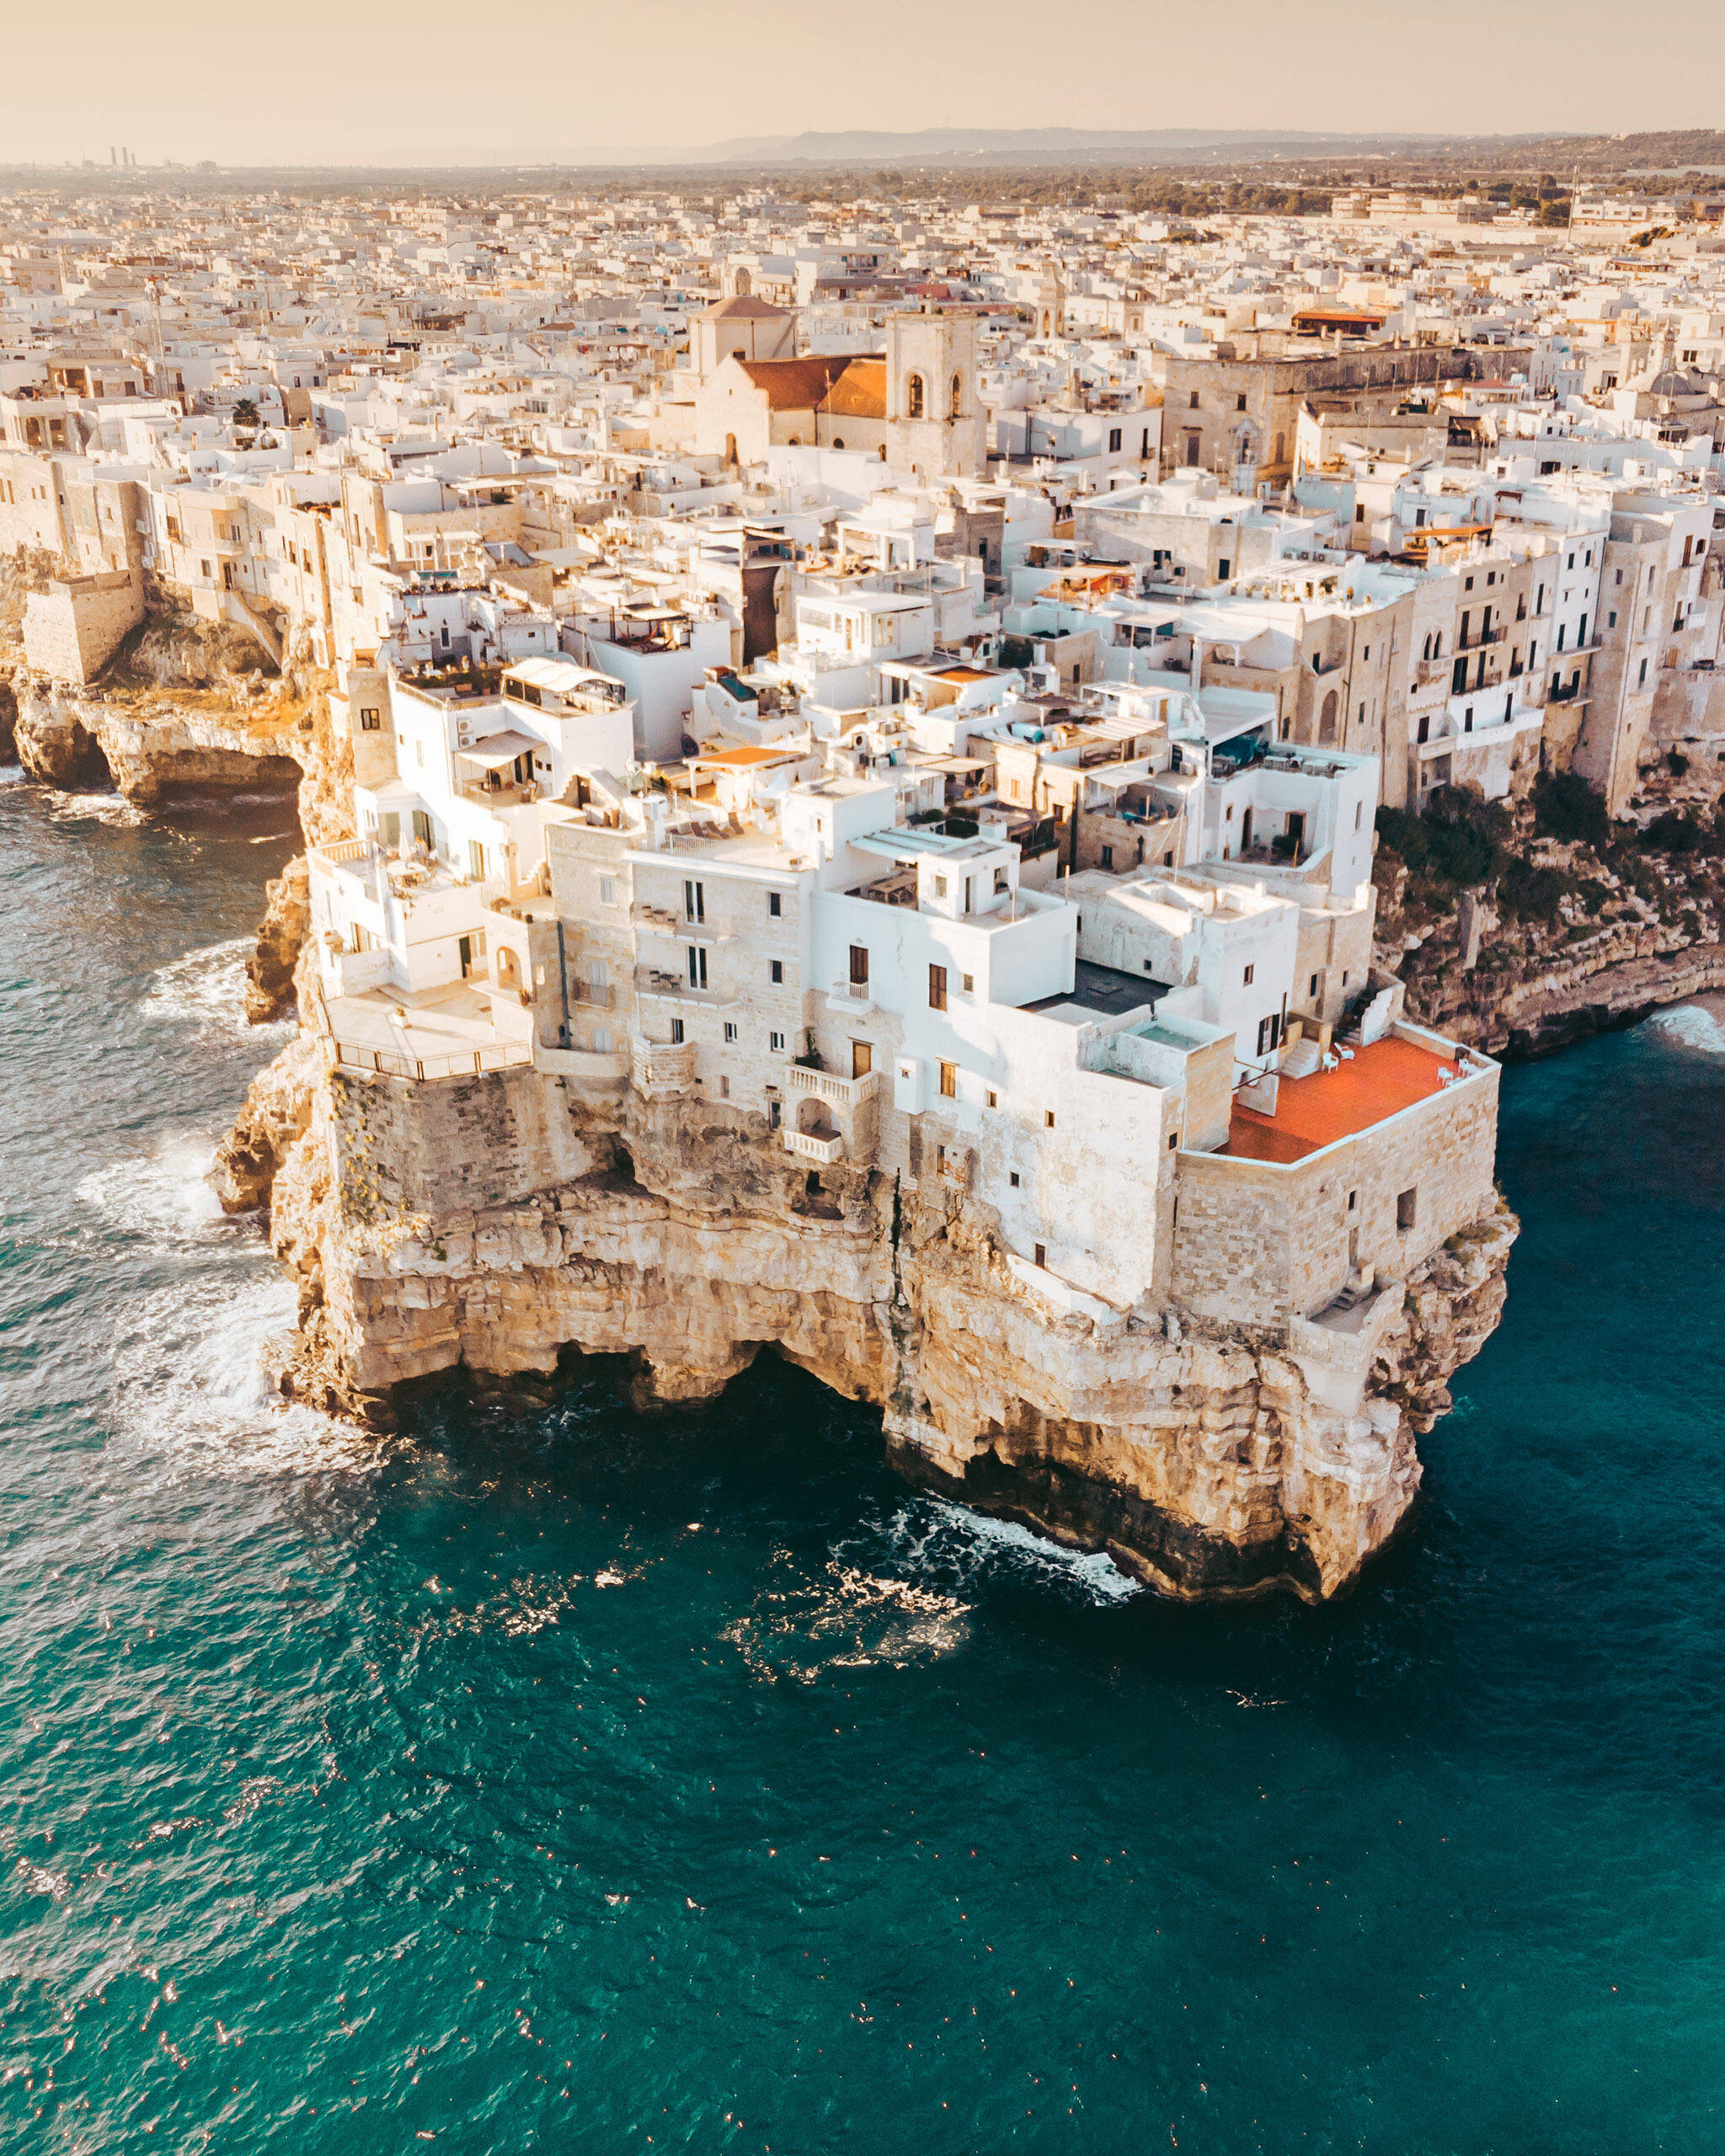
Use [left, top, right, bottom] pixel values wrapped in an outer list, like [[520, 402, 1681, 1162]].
[[724, 1022, 738, 1043], [849, 945, 869, 986], [769, 959, 783, 984], [1108, 427, 1122, 454], [768, 1098, 781, 1129], [767, 891, 782, 917], [1243, 963, 1254, 986], [1168, 1133, 1179, 1151], [1009, 1171, 1020, 1187], [1188, 390, 1199, 409], [951, 373, 963, 419], [939, 1061, 957, 1099], [770, 1031, 786, 1052], [670, 1017, 685, 1044], [600, 876, 617, 905], [719, 1075, 729, 1099], [1033, 1243, 1047, 1268], [468, 841, 487, 881], [933, 873, 948, 899], [1256, 1014, 1281, 1058], [1638, 658, 1648, 688], [1348, 1189, 1358, 1213], [1397, 1187, 1418, 1232], [594, 1027, 612, 1054], [687, 946, 708, 989], [359, 706, 381, 731], [684, 879, 704, 924], [906, 372, 925, 419], [961, 973, 975, 995], [987, 1090, 998, 1108], [1044, 1110, 1055, 1129], [1309, 973, 1320, 997], [1236, 392, 1247, 412], [928, 963, 948, 1011]]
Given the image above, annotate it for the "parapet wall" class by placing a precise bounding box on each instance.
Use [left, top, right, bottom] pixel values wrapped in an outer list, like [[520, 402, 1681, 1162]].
[[1171, 1046, 1500, 1325]]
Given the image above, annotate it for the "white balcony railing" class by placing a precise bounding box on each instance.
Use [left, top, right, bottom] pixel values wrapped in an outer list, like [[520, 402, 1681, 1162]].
[[783, 1128, 844, 1165], [786, 1065, 881, 1110]]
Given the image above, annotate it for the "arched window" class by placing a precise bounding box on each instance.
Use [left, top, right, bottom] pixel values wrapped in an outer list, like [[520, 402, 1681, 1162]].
[[951, 372, 963, 419], [1041, 311, 1051, 334], [906, 373, 925, 419], [734, 268, 751, 297]]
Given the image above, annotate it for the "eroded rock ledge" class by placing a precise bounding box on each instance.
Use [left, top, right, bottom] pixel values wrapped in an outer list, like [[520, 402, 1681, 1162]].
[[224, 1038, 1516, 1604]]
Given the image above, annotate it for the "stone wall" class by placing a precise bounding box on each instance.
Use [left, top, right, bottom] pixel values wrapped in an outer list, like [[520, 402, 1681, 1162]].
[[1171, 1035, 1501, 1324], [21, 570, 144, 684]]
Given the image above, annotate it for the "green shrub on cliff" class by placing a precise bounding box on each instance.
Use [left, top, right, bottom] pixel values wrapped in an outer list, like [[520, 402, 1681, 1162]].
[[1376, 787, 1509, 891], [1639, 811, 1709, 856], [1498, 855, 1573, 925], [1533, 771, 1610, 850]]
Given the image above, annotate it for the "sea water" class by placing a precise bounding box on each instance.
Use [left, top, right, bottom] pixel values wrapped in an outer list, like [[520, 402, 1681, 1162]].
[[3, 774, 1723, 2153]]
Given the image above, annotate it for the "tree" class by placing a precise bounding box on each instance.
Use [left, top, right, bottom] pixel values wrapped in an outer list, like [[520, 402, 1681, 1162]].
[[232, 397, 259, 432]]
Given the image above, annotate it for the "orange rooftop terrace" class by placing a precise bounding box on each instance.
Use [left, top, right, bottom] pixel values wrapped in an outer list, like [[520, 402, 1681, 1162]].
[[1223, 1035, 1471, 1163]]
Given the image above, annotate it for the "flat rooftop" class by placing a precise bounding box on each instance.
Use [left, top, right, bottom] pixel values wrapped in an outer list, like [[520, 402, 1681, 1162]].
[[1026, 960, 1166, 1021], [1223, 1035, 1464, 1162]]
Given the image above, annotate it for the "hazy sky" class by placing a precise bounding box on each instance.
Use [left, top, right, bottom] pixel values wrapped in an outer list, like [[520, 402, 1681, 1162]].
[[5, 0, 1723, 166]]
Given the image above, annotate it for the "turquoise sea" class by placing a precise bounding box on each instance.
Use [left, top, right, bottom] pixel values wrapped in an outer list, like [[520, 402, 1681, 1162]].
[[3, 771, 1723, 2153]]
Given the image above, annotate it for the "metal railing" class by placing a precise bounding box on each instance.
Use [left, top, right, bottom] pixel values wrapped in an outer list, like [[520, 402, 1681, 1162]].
[[324, 1037, 533, 1082]]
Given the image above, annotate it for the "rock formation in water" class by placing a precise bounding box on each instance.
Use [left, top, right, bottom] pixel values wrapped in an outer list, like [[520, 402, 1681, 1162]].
[[224, 1035, 1516, 1604]]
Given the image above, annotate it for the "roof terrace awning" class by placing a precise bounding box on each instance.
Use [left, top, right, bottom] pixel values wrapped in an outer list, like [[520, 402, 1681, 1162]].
[[455, 728, 540, 767]]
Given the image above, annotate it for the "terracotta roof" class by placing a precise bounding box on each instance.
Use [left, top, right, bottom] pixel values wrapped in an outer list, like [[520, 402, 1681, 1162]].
[[1222, 1035, 1458, 1163], [698, 293, 789, 320], [736, 354, 886, 421], [822, 357, 886, 420], [737, 355, 852, 410]]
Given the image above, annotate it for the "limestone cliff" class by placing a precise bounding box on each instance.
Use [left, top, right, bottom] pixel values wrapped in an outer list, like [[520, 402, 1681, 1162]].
[[227, 1044, 1516, 1604], [244, 857, 312, 1024], [1375, 777, 1725, 1059]]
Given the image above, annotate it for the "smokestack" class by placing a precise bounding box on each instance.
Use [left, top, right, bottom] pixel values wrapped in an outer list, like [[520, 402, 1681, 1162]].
[[109, 147, 116, 167]]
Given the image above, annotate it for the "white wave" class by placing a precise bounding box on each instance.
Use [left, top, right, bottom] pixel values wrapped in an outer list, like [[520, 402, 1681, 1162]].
[[76, 1137, 231, 1242], [104, 1265, 376, 1481], [48, 789, 146, 828], [723, 1555, 974, 1686], [888, 1498, 1143, 1604], [1647, 1001, 1725, 1056], [140, 936, 284, 1040]]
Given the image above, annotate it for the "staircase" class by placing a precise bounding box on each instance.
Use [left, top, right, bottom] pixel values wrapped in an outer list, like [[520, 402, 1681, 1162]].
[[1279, 1034, 1323, 1080]]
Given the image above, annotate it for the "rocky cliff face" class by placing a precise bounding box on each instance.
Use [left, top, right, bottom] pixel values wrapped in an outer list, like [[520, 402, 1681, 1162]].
[[1375, 779, 1725, 1059], [227, 1045, 1517, 1605], [244, 857, 312, 1024]]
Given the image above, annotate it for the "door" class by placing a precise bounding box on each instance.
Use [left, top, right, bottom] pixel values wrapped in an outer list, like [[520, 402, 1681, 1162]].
[[458, 935, 473, 979], [851, 1039, 873, 1081], [1285, 811, 1306, 853], [1239, 808, 1252, 853], [412, 809, 433, 851]]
